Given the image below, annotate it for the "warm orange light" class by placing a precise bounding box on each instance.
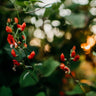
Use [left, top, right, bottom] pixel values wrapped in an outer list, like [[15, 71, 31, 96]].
[[81, 43, 90, 50], [81, 43, 91, 54], [87, 36, 95, 47], [81, 36, 96, 54]]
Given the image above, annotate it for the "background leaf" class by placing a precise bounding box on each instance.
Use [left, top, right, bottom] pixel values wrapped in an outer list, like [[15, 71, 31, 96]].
[[66, 85, 83, 95], [20, 70, 39, 87], [35, 92, 46, 96], [34, 58, 60, 77], [0, 86, 12, 96], [65, 13, 86, 28]]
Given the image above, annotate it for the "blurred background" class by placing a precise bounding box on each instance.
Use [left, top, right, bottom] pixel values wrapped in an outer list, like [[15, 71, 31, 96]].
[[1, 0, 96, 96]]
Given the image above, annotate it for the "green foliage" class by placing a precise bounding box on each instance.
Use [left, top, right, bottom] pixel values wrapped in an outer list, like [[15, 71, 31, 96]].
[[34, 58, 60, 77], [86, 91, 96, 96], [0, 86, 12, 96], [35, 92, 46, 96], [20, 70, 39, 87], [65, 13, 86, 28], [4, 43, 26, 61], [66, 85, 84, 95]]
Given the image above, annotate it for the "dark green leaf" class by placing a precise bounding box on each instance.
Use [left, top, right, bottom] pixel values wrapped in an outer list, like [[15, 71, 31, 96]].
[[24, 1, 30, 6], [0, 86, 12, 96], [86, 91, 96, 96], [66, 85, 83, 95], [35, 92, 46, 96], [19, 70, 39, 87], [35, 58, 60, 77]]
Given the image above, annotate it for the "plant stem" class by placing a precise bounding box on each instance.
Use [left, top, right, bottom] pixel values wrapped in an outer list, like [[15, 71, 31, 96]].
[[25, 3, 53, 14], [70, 73, 86, 96]]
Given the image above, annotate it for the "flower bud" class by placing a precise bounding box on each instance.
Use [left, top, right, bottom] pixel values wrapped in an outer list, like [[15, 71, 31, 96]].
[[22, 35, 25, 40], [64, 66, 70, 74], [24, 43, 27, 48], [6, 26, 12, 33], [60, 53, 65, 61], [72, 46, 76, 50], [73, 55, 80, 61], [7, 18, 11, 23], [11, 49, 16, 57], [14, 17, 18, 24], [60, 63, 65, 70], [13, 60, 20, 66], [71, 50, 76, 57], [28, 51, 35, 59]]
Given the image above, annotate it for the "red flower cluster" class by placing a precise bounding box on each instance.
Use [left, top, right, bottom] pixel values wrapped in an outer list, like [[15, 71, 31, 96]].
[[60, 53, 70, 74], [60, 46, 80, 74], [70, 46, 80, 61], [6, 17, 28, 67]]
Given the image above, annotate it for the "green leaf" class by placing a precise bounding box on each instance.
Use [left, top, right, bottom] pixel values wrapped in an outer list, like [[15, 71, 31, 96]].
[[0, 86, 12, 96], [29, 0, 43, 3], [86, 91, 96, 96], [65, 13, 86, 28], [35, 58, 60, 77], [35, 92, 46, 96], [4, 43, 26, 61], [66, 85, 83, 95], [9, 0, 15, 4], [16, 1, 25, 6], [19, 70, 39, 87], [24, 1, 30, 6], [92, 51, 96, 56]]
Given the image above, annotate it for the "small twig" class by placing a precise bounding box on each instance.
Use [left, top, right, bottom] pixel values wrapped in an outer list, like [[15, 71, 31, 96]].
[[25, 3, 53, 14], [70, 73, 86, 96], [23, 48, 31, 65]]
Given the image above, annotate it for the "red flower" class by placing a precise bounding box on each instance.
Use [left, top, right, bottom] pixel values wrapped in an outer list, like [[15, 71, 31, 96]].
[[13, 60, 20, 66], [7, 34, 15, 45], [24, 43, 27, 48], [17, 24, 22, 28], [71, 50, 76, 57], [11, 49, 16, 57], [6, 26, 12, 33], [71, 71, 75, 77], [60, 63, 65, 70], [17, 22, 26, 31], [22, 35, 25, 40], [14, 17, 18, 23], [59, 91, 64, 96], [72, 46, 76, 50], [64, 66, 70, 74], [7, 18, 11, 23], [28, 51, 35, 59], [73, 55, 80, 61], [60, 53, 65, 61], [22, 22, 26, 29], [18, 41, 21, 44], [65, 74, 71, 78]]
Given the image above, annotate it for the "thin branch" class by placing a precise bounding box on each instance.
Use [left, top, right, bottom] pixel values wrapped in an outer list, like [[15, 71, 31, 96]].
[[70, 73, 86, 96], [25, 3, 53, 14]]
